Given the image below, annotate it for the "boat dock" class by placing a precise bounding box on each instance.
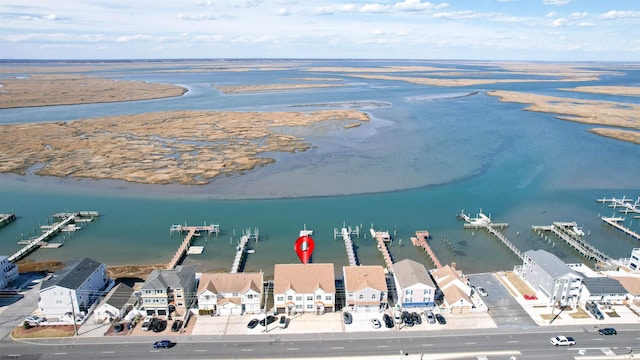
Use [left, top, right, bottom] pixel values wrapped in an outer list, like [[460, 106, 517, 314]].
[[231, 228, 258, 273], [601, 216, 640, 241], [339, 227, 359, 266], [597, 196, 640, 218], [9, 211, 96, 262], [458, 209, 523, 261], [167, 223, 220, 270], [531, 221, 615, 266], [411, 230, 442, 269], [370, 228, 394, 270], [0, 213, 16, 228]]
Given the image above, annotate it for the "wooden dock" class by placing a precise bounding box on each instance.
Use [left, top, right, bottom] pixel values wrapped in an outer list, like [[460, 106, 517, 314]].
[[531, 221, 614, 266], [411, 230, 442, 269], [9, 213, 78, 262], [0, 213, 16, 228], [458, 209, 523, 261], [601, 217, 640, 241], [340, 227, 359, 266], [597, 196, 640, 216], [371, 228, 394, 270], [231, 228, 258, 273], [167, 223, 221, 270]]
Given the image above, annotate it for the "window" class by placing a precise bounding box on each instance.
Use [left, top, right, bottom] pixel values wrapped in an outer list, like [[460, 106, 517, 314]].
[[295, 305, 302, 310], [325, 295, 332, 301], [306, 304, 313, 309], [287, 295, 293, 301], [359, 294, 364, 300], [296, 296, 302, 301], [316, 295, 321, 300], [348, 292, 354, 298], [232, 292, 239, 297], [307, 296, 313, 301], [371, 294, 376, 299], [277, 296, 284, 302]]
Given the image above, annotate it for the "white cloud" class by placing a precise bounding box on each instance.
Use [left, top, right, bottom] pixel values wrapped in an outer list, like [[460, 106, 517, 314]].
[[44, 14, 62, 21], [550, 17, 568, 27], [568, 12, 588, 20], [193, 0, 213, 6], [393, 0, 449, 12], [601, 10, 640, 20], [178, 13, 221, 21], [433, 11, 497, 20], [115, 34, 154, 43], [543, 0, 571, 6], [360, 4, 390, 13], [276, 8, 289, 16], [545, 12, 556, 18], [577, 21, 594, 27]]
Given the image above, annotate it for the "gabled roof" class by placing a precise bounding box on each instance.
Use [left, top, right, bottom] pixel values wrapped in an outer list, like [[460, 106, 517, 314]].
[[582, 277, 628, 295], [41, 257, 105, 291], [273, 263, 335, 294], [142, 265, 195, 291], [197, 272, 263, 296], [392, 259, 435, 289], [100, 283, 135, 309], [442, 285, 472, 307], [431, 264, 466, 289], [524, 249, 581, 279], [343, 265, 386, 293]]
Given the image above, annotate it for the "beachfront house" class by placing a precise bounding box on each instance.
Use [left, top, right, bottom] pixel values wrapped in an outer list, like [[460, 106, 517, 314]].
[[94, 283, 137, 322], [140, 265, 196, 318], [273, 263, 335, 315], [343, 265, 388, 312], [430, 263, 474, 313], [581, 277, 628, 304], [0, 255, 19, 290], [628, 248, 640, 271], [197, 272, 263, 315], [38, 257, 113, 321], [516, 249, 584, 308], [391, 259, 436, 309]]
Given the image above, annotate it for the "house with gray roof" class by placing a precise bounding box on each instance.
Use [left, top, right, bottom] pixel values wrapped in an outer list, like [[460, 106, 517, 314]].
[[141, 265, 196, 318], [517, 249, 583, 308], [94, 283, 137, 321], [38, 257, 112, 321], [391, 259, 436, 309], [581, 277, 628, 304]]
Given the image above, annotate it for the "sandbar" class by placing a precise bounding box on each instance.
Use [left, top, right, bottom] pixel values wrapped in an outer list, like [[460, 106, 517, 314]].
[[0, 109, 370, 185], [215, 83, 347, 94], [560, 86, 640, 97], [0, 74, 187, 109]]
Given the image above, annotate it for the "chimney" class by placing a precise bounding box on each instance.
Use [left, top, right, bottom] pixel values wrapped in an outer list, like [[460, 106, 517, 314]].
[[451, 262, 456, 270]]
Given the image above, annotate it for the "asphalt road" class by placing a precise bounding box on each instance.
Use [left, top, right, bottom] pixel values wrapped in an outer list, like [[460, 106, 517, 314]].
[[2, 325, 638, 359]]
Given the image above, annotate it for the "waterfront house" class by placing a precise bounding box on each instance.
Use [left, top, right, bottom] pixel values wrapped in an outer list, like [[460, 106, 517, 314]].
[[627, 248, 640, 271], [0, 255, 19, 290], [197, 272, 263, 315], [430, 263, 473, 313], [94, 283, 137, 322], [516, 249, 584, 308], [343, 265, 388, 312], [141, 265, 196, 318], [581, 277, 628, 304], [392, 259, 436, 309], [273, 263, 335, 315], [38, 257, 113, 321]]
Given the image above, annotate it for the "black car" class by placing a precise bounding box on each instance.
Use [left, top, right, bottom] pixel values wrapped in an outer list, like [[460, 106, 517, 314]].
[[171, 320, 183, 332], [153, 340, 172, 349], [435, 314, 446, 325], [247, 318, 259, 329], [259, 315, 277, 326], [343, 311, 353, 325], [402, 311, 414, 327], [598, 327, 617, 335], [411, 312, 422, 325], [382, 314, 394, 328], [152, 319, 167, 332]]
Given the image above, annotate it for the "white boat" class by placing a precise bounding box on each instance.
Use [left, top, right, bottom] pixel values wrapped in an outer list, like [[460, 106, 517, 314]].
[[247, 249, 256, 254]]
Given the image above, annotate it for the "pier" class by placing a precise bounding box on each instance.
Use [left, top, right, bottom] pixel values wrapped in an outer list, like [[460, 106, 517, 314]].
[[531, 221, 615, 267], [597, 196, 640, 217], [8, 212, 97, 262], [370, 228, 394, 270], [0, 213, 16, 228], [458, 209, 523, 261], [231, 228, 258, 273], [411, 230, 442, 269], [340, 227, 359, 266], [601, 216, 640, 241], [167, 223, 220, 270]]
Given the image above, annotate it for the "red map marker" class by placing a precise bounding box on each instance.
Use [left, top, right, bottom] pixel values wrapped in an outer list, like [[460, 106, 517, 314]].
[[294, 235, 315, 264]]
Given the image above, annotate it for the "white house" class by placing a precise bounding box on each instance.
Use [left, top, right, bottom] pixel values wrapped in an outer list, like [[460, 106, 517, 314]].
[[38, 257, 113, 321], [581, 277, 628, 304], [197, 272, 263, 315], [392, 259, 437, 309], [430, 263, 474, 313], [274, 263, 335, 315], [343, 265, 388, 312], [628, 248, 640, 271], [0, 255, 19, 290], [140, 265, 196, 318], [94, 283, 137, 322]]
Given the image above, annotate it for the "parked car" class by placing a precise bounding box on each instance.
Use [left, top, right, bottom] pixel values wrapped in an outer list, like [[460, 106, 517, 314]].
[[153, 340, 172, 349], [550, 336, 576, 346], [25, 316, 45, 325], [279, 315, 288, 329], [259, 315, 277, 326], [370, 318, 381, 329], [402, 311, 414, 327], [598, 328, 617, 335], [476, 286, 488, 297], [424, 311, 436, 324], [141, 316, 154, 331], [113, 323, 124, 333], [343, 311, 353, 325], [435, 314, 446, 325], [411, 312, 422, 325], [393, 310, 402, 324], [383, 314, 394, 328], [247, 318, 259, 329], [152, 319, 167, 333], [171, 320, 183, 332]]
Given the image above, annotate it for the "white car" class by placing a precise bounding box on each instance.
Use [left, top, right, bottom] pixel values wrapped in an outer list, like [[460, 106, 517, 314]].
[[476, 287, 488, 297], [550, 336, 576, 346], [371, 318, 381, 329], [25, 316, 45, 325], [393, 310, 402, 324]]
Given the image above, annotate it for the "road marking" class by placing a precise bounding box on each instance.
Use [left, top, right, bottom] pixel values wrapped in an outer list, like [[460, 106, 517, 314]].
[[54, 353, 68, 355], [465, 342, 476, 345], [287, 348, 299, 351], [332, 347, 344, 350], [421, 344, 433, 347], [195, 349, 207, 352], [507, 340, 519, 343], [241, 349, 253, 352], [102, 351, 115, 353], [377, 345, 389, 348]]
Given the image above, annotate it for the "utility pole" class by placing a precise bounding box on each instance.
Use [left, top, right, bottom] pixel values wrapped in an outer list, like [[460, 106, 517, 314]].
[[69, 290, 78, 336]]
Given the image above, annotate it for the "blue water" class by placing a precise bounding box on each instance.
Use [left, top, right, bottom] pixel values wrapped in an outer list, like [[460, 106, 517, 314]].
[[1, 59, 639, 277]]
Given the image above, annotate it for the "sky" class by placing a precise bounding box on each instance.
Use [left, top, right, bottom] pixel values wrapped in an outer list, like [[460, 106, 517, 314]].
[[1, 0, 639, 61]]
